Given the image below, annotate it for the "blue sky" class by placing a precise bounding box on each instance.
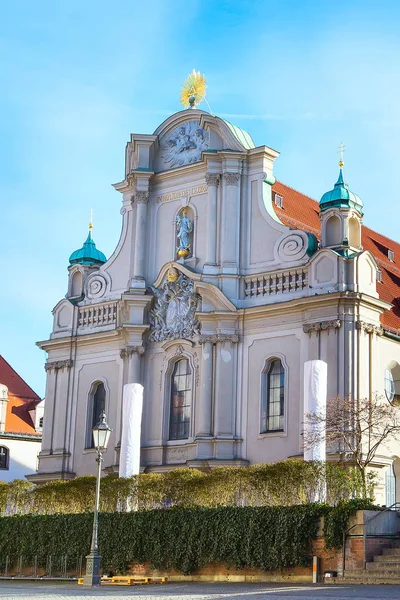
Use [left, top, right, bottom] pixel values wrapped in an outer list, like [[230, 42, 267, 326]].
[[1, 0, 400, 396]]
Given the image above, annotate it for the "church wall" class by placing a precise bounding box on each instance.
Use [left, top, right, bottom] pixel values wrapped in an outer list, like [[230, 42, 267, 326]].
[[70, 352, 123, 477], [243, 329, 304, 464], [0, 437, 41, 482], [105, 202, 135, 293], [246, 178, 282, 269]]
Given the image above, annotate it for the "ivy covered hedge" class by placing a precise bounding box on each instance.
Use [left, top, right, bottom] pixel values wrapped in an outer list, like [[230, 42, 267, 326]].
[[0, 501, 374, 575], [0, 460, 374, 516]]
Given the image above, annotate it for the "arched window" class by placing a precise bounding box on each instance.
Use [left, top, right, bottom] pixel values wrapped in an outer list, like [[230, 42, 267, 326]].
[[385, 362, 400, 405], [385, 369, 395, 403], [71, 270, 83, 297], [261, 359, 285, 433], [86, 382, 106, 448], [0, 446, 9, 470], [169, 359, 192, 440]]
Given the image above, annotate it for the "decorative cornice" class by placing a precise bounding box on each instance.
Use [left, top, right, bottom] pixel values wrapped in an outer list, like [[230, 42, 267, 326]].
[[44, 359, 73, 372], [223, 172, 240, 186], [120, 346, 146, 358], [356, 321, 384, 335], [135, 191, 150, 204], [205, 173, 221, 187], [303, 320, 341, 334]]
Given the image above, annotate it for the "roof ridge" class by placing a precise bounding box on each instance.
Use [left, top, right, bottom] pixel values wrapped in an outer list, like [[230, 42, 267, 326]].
[[363, 224, 400, 252], [275, 180, 318, 202]]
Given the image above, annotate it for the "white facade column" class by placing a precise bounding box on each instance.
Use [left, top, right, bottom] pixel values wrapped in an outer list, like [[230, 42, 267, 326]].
[[133, 191, 149, 281], [205, 174, 220, 266], [221, 172, 240, 268], [196, 336, 215, 437]]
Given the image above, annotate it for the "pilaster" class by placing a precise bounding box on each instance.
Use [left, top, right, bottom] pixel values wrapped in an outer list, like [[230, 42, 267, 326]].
[[120, 346, 146, 385], [204, 173, 220, 269], [132, 190, 150, 288], [221, 171, 241, 272], [214, 334, 239, 459], [38, 359, 73, 474], [196, 335, 216, 439]]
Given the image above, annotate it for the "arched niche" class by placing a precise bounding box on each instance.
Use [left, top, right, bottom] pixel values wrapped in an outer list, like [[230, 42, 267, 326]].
[[348, 216, 361, 249], [325, 215, 342, 247]]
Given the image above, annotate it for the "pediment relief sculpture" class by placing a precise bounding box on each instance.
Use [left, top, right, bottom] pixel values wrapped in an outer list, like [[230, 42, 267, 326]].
[[161, 120, 209, 168], [149, 266, 201, 342]]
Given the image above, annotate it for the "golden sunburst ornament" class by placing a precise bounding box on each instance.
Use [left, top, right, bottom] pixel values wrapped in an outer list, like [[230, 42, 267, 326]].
[[180, 69, 207, 109]]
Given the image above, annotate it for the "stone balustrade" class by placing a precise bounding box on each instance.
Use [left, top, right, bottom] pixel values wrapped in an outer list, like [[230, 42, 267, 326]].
[[78, 302, 118, 329], [244, 267, 308, 298]]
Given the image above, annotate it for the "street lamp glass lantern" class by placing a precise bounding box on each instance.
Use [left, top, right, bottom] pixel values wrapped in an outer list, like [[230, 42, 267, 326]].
[[92, 411, 112, 451]]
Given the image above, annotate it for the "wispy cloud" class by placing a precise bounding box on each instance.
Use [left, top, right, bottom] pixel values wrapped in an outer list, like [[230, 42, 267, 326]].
[[219, 112, 334, 121]]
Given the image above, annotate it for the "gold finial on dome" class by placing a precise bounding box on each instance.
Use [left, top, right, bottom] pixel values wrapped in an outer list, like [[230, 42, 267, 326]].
[[167, 264, 179, 282], [89, 208, 94, 230], [180, 70, 207, 109], [338, 142, 345, 168]]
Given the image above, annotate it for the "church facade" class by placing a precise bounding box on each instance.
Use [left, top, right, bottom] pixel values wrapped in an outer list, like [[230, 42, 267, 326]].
[[32, 108, 400, 503]]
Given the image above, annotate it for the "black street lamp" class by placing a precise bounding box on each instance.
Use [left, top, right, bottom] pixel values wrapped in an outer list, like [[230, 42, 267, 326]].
[[82, 411, 112, 586]]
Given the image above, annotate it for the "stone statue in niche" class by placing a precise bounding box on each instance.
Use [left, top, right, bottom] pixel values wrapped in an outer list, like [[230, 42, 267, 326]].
[[176, 208, 193, 258], [149, 266, 201, 342], [161, 121, 209, 168]]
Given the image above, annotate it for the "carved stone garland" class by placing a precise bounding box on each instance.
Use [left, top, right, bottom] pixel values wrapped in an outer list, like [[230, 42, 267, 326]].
[[149, 271, 201, 342]]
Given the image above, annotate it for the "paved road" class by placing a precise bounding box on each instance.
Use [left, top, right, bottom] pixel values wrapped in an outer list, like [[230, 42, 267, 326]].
[[0, 582, 400, 600]]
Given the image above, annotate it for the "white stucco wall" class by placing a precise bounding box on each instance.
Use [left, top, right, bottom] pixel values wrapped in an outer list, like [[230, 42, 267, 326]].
[[0, 437, 41, 482]]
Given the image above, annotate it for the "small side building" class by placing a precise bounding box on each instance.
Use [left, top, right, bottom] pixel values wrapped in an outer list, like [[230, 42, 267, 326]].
[[0, 356, 43, 482]]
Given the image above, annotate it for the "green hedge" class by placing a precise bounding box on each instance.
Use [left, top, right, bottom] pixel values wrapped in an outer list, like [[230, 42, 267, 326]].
[[0, 460, 374, 516], [0, 501, 375, 575]]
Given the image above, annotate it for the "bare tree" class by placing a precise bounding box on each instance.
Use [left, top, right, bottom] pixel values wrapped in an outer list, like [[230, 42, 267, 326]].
[[304, 394, 400, 498]]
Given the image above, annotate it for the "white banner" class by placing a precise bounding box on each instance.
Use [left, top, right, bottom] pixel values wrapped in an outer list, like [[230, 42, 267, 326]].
[[119, 383, 143, 478], [303, 360, 327, 462]]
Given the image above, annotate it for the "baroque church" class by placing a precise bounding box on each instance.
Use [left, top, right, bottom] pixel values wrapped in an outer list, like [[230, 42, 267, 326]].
[[31, 99, 400, 503]]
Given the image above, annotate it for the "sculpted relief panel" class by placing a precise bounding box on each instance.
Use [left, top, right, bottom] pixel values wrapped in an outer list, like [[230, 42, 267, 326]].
[[161, 121, 209, 168], [149, 267, 201, 342]]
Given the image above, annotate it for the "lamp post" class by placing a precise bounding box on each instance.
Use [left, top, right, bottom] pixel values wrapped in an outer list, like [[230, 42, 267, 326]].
[[82, 411, 112, 587]]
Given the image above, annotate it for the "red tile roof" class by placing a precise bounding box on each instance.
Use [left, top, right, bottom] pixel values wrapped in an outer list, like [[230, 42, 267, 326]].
[[0, 356, 41, 435], [272, 181, 400, 334]]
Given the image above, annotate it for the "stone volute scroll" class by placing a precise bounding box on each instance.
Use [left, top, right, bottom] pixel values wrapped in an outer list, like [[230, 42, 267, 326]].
[[149, 265, 201, 342]]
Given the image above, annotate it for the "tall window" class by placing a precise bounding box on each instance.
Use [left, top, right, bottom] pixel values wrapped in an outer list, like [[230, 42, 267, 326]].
[[385, 464, 396, 507], [169, 359, 192, 440], [385, 369, 395, 403], [261, 359, 285, 433], [0, 446, 9, 470], [86, 382, 106, 448]]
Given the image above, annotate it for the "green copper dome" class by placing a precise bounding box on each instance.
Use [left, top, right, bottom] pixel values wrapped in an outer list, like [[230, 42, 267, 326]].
[[320, 168, 363, 215], [69, 230, 107, 266]]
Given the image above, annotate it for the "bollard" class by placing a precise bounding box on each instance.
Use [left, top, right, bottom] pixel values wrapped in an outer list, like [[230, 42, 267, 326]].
[[312, 555, 319, 583]]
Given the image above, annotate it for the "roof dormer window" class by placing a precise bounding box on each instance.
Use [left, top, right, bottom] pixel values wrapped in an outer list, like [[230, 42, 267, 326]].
[[274, 193, 284, 209], [377, 269, 382, 283], [388, 249, 395, 262]]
